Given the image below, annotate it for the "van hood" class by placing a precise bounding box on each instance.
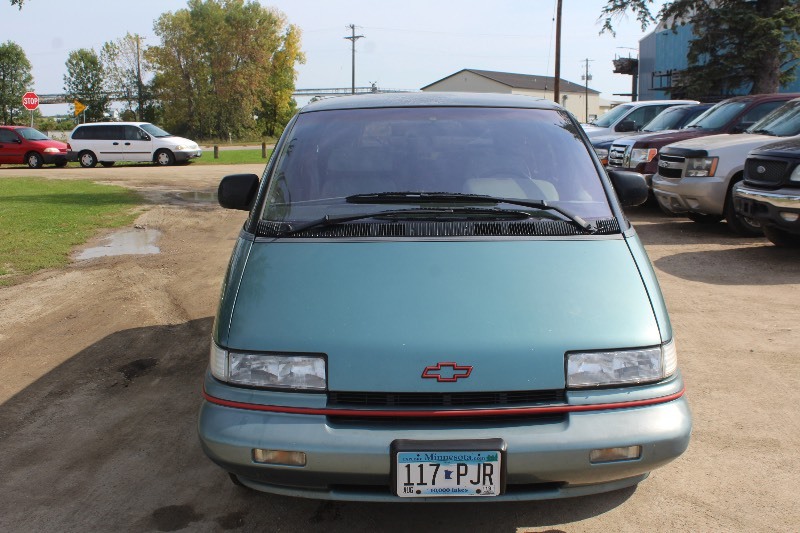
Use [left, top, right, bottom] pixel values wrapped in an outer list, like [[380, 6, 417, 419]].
[[224, 238, 661, 392]]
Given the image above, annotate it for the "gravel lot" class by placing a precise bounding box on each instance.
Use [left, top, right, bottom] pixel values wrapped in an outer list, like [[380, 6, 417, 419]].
[[0, 164, 798, 532]]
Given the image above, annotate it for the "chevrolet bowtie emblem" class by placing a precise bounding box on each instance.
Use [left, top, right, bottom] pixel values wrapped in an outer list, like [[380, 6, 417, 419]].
[[421, 362, 473, 382]]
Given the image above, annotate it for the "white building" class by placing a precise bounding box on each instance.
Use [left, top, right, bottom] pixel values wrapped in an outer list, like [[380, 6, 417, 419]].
[[421, 69, 603, 122]]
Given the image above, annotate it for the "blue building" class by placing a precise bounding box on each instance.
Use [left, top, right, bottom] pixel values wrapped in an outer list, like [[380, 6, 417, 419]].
[[638, 21, 800, 101]]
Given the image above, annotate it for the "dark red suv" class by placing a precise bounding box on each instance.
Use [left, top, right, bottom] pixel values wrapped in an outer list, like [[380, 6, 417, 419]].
[[0, 126, 69, 168]]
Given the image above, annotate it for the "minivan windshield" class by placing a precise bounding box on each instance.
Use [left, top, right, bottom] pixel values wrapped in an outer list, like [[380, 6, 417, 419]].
[[590, 104, 633, 127], [747, 100, 800, 137], [17, 127, 50, 141], [139, 123, 172, 138], [262, 106, 613, 225], [684, 101, 748, 130]]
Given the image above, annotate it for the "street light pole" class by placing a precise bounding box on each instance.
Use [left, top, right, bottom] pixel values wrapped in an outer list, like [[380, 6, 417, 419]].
[[344, 24, 365, 95]]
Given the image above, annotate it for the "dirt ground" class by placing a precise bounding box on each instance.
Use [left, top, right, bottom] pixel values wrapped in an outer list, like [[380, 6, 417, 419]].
[[0, 164, 798, 532]]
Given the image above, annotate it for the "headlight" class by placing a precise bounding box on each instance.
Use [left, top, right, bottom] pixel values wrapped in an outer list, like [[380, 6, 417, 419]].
[[685, 157, 718, 177], [790, 164, 800, 182], [594, 148, 609, 165], [210, 343, 326, 390], [630, 148, 658, 164], [567, 339, 677, 388], [44, 147, 60, 153]]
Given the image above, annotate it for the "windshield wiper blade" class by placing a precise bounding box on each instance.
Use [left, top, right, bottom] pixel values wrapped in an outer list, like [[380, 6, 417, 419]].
[[277, 206, 533, 236], [346, 192, 595, 233], [749, 128, 775, 136]]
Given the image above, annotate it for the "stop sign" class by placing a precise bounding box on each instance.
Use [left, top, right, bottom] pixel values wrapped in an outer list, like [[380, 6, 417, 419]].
[[22, 92, 39, 111]]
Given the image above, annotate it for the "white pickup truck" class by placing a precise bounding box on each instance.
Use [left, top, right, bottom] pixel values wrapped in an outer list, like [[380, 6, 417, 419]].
[[652, 98, 800, 235]]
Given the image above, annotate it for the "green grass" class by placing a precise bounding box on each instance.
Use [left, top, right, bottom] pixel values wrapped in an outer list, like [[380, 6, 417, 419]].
[[0, 148, 274, 169], [193, 148, 273, 165], [0, 178, 141, 285]]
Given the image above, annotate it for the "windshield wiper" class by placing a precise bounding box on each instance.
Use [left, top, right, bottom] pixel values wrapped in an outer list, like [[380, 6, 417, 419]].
[[277, 206, 534, 236], [749, 128, 775, 136], [346, 192, 595, 232]]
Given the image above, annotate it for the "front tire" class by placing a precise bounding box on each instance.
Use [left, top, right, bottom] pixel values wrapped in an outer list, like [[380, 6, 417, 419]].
[[54, 160, 68, 168], [79, 151, 97, 168], [26, 152, 43, 169], [762, 226, 800, 247], [100, 161, 115, 168], [724, 179, 761, 236], [154, 150, 175, 166]]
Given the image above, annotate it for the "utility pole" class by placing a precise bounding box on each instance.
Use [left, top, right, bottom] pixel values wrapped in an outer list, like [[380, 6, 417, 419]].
[[553, 0, 562, 104], [581, 58, 593, 123], [344, 24, 365, 95]]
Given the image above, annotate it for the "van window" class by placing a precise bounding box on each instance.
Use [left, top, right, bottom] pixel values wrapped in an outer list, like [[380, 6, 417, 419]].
[[125, 126, 149, 141], [262, 107, 613, 224], [0, 129, 18, 143]]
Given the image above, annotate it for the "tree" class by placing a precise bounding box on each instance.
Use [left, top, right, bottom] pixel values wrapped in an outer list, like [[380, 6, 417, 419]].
[[146, 0, 304, 139], [259, 24, 304, 137], [101, 33, 152, 121], [0, 41, 33, 124], [600, 0, 800, 97], [63, 48, 109, 122]]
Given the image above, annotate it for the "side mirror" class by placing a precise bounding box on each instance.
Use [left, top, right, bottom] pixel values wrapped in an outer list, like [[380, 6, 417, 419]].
[[608, 170, 649, 207], [218, 173, 259, 210], [616, 120, 636, 132]]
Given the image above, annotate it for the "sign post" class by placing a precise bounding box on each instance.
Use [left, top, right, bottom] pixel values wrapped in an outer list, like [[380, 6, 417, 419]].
[[22, 91, 39, 127]]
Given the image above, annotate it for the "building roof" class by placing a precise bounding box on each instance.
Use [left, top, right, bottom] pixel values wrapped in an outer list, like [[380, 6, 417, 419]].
[[421, 69, 600, 94]]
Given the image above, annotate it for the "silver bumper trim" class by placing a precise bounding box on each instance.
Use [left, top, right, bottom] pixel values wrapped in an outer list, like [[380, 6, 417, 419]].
[[735, 185, 800, 210]]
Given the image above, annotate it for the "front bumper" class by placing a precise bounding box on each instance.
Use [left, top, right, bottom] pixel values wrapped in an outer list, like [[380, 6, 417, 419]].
[[174, 149, 202, 162], [652, 173, 728, 215], [42, 152, 68, 164], [734, 184, 800, 234], [198, 374, 691, 502]]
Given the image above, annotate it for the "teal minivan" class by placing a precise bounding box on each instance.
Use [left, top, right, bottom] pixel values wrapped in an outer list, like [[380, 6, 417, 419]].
[[198, 93, 691, 501]]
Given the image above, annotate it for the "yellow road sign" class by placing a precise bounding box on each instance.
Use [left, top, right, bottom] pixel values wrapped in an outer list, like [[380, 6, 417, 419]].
[[73, 100, 86, 116]]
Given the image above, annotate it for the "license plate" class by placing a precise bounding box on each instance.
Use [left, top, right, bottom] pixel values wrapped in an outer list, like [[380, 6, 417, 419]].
[[392, 440, 505, 498]]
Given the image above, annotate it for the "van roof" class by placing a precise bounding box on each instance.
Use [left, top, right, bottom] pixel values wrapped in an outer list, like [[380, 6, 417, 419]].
[[74, 122, 152, 127], [301, 92, 563, 113]]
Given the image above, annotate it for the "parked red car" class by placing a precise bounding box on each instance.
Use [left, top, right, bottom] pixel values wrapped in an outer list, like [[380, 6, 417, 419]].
[[0, 126, 69, 168]]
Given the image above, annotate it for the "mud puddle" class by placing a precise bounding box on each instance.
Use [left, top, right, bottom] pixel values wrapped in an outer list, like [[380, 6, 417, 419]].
[[75, 228, 161, 260]]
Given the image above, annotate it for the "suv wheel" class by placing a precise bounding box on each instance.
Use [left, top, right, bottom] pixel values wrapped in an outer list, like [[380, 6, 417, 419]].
[[724, 177, 762, 236], [762, 226, 800, 247], [154, 150, 174, 166], [79, 151, 98, 168], [26, 152, 43, 169]]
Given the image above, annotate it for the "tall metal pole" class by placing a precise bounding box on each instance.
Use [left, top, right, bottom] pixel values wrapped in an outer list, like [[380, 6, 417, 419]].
[[554, 0, 562, 104], [344, 25, 365, 95]]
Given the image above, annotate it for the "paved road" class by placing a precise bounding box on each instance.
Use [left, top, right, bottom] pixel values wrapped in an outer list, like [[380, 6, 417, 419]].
[[0, 165, 797, 532]]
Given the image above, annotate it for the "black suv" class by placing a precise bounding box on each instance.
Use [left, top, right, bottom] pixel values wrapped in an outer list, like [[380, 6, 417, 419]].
[[734, 138, 800, 246]]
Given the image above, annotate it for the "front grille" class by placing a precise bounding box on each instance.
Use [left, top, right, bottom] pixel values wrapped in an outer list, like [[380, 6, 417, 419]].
[[744, 158, 790, 187], [657, 154, 685, 179], [607, 144, 628, 168], [328, 389, 566, 408]]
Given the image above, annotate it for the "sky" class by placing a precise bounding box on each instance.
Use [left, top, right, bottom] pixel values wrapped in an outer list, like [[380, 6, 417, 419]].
[[1, 0, 666, 115]]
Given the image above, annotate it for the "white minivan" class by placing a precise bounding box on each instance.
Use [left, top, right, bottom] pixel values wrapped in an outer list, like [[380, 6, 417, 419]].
[[67, 122, 202, 167]]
